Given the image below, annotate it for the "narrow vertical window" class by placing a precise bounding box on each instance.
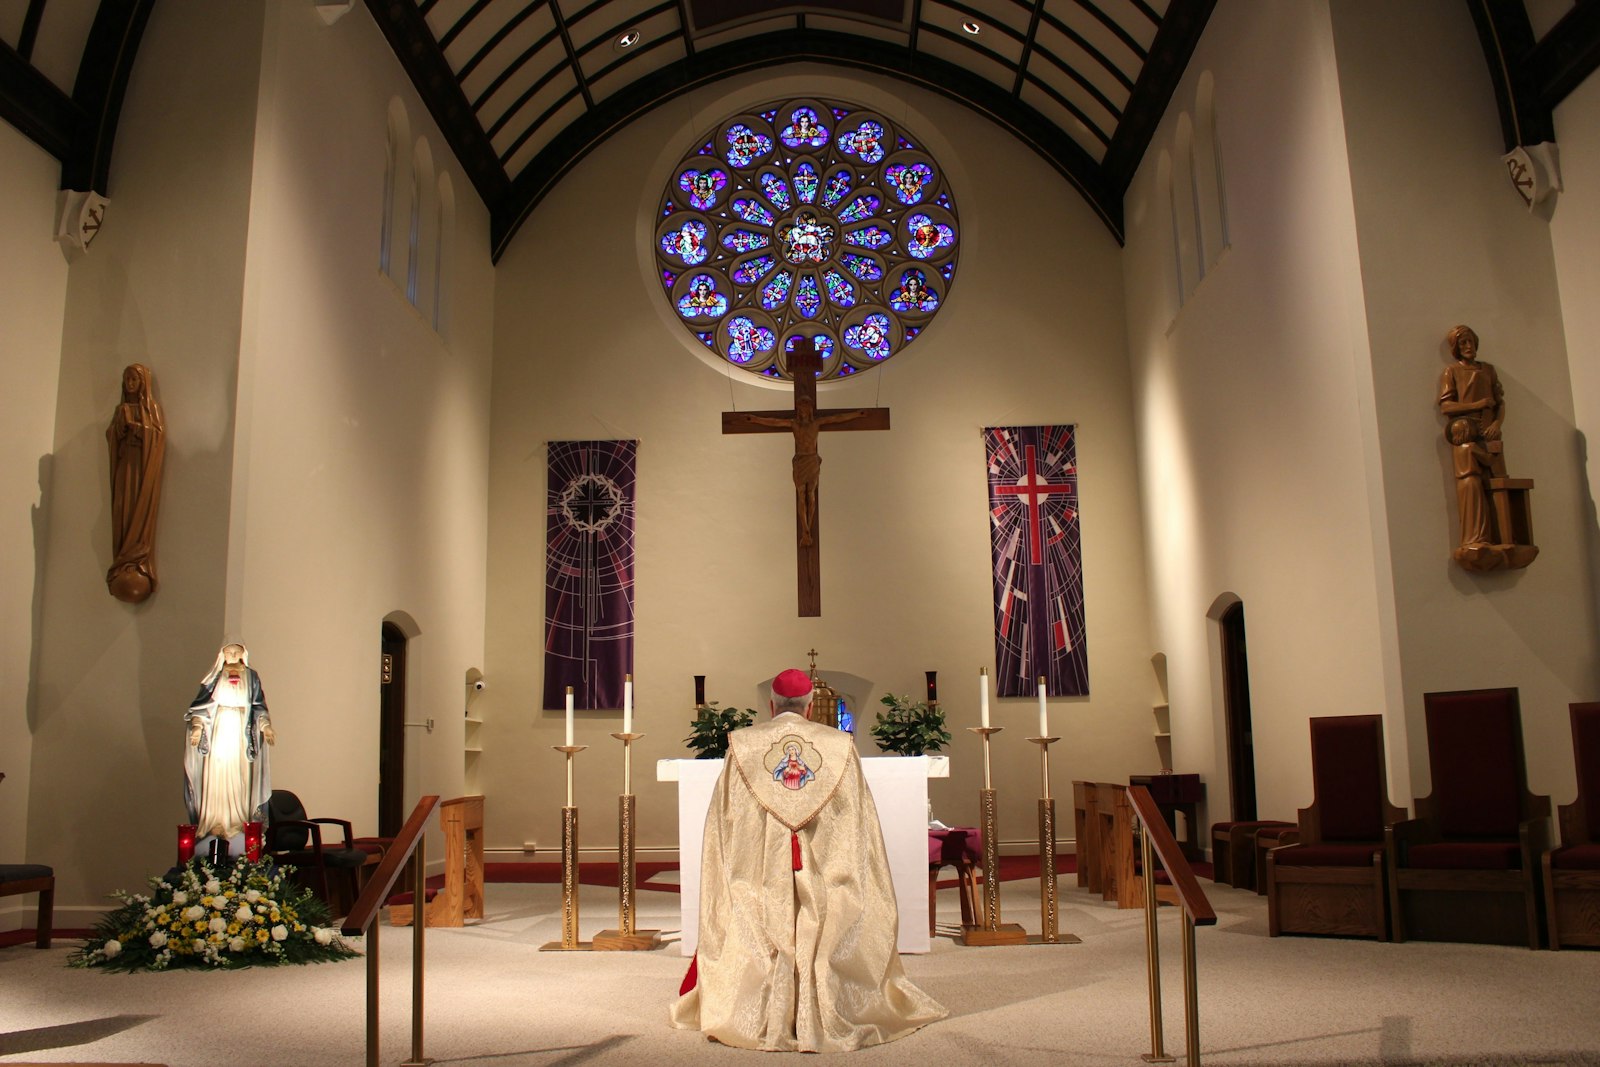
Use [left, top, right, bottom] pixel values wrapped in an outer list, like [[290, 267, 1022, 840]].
[[434, 173, 455, 335], [1194, 72, 1230, 271], [383, 100, 410, 285]]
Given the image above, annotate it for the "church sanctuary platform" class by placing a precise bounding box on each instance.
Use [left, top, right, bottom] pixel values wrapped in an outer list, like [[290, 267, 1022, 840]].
[[4, 877, 1599, 1066]]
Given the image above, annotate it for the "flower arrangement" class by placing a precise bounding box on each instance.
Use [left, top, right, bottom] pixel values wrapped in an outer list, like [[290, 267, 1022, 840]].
[[68, 857, 360, 972], [870, 693, 952, 756]]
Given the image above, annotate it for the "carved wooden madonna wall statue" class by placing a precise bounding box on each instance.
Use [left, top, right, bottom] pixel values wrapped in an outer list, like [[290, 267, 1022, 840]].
[[106, 362, 165, 603]]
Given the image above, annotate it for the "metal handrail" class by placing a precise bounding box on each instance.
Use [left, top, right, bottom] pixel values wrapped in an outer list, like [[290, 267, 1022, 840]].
[[1127, 784, 1217, 1067], [342, 794, 440, 1067]]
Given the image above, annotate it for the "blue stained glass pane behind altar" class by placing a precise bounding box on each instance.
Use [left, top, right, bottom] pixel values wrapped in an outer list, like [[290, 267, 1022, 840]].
[[653, 98, 959, 381]]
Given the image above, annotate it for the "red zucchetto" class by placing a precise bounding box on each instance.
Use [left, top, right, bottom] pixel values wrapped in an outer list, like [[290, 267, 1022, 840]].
[[772, 669, 813, 698]]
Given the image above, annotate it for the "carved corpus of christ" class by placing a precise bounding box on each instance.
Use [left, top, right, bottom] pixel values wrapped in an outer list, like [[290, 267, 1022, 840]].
[[721, 339, 890, 616]]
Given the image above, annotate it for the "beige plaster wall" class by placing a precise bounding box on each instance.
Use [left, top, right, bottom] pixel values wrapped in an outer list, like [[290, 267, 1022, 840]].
[[25, 1, 264, 914], [1549, 74, 1600, 624], [1330, 1, 1600, 806], [20, 1, 495, 914], [0, 123, 70, 925], [1121, 0, 1395, 827], [484, 66, 1154, 858], [227, 4, 494, 841]]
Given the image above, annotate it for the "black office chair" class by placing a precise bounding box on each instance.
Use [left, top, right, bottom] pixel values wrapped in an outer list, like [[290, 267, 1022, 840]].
[[265, 789, 369, 915]]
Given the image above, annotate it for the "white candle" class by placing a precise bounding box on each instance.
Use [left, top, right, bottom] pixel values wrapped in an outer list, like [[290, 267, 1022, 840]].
[[1037, 676, 1049, 738], [565, 687, 575, 746], [623, 675, 633, 735], [979, 668, 990, 729]]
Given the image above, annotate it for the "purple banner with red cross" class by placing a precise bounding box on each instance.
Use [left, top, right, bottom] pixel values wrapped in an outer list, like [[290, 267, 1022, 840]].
[[984, 426, 1089, 697], [543, 440, 636, 710]]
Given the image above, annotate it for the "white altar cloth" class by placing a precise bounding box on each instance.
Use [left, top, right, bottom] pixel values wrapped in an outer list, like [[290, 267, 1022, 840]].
[[659, 755, 949, 954]]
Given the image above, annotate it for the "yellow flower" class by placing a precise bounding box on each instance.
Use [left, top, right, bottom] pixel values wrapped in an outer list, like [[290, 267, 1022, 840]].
[[256, 928, 269, 942], [227, 923, 241, 935]]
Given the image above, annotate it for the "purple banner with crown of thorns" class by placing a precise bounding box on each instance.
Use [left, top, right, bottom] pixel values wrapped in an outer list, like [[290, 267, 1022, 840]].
[[543, 440, 636, 710]]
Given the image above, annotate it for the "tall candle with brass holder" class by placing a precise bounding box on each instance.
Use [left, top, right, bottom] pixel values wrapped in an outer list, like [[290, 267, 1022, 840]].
[[962, 669, 1028, 946], [541, 736, 592, 951], [1026, 734, 1081, 946], [594, 708, 662, 951]]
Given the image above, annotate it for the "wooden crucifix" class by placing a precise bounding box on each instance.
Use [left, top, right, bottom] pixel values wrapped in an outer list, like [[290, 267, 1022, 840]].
[[722, 339, 890, 616]]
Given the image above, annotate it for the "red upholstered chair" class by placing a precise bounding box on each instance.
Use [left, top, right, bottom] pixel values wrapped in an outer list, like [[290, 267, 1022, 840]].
[[1387, 688, 1551, 948], [1252, 823, 1300, 896], [1267, 715, 1404, 939], [1210, 820, 1292, 890], [1544, 702, 1600, 949]]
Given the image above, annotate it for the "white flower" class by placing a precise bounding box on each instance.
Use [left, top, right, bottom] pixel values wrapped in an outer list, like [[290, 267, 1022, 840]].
[[183, 905, 205, 922], [171, 891, 189, 905], [208, 917, 226, 934], [271, 924, 289, 942], [193, 939, 207, 953], [236, 905, 253, 922], [102, 939, 122, 958], [313, 927, 333, 945], [205, 878, 222, 895], [244, 889, 261, 903], [149, 930, 168, 948], [228, 937, 246, 952]]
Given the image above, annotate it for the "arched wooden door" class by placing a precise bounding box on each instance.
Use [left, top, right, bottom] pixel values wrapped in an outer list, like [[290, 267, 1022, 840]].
[[379, 622, 407, 837], [1220, 601, 1258, 821]]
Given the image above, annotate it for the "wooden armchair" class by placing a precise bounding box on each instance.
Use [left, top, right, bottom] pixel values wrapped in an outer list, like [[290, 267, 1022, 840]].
[[1544, 702, 1600, 949], [1267, 715, 1404, 939], [1387, 688, 1550, 948]]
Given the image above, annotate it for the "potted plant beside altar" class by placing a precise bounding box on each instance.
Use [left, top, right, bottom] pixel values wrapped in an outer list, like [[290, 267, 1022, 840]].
[[682, 701, 757, 759], [870, 694, 951, 757]]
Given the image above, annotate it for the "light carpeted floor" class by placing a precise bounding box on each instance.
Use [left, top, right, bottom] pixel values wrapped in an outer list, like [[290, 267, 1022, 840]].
[[2, 876, 1598, 1066]]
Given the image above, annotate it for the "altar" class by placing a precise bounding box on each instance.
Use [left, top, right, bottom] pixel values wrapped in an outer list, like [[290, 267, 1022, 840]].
[[659, 755, 949, 954]]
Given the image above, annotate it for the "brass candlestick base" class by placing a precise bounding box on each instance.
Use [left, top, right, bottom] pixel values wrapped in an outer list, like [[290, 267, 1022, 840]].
[[961, 782, 1028, 947], [542, 743, 593, 951], [593, 733, 662, 951], [1027, 736, 1079, 946]]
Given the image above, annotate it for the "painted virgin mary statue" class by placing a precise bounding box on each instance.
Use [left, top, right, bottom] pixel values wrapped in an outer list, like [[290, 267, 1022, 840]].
[[184, 643, 274, 843], [106, 363, 165, 604]]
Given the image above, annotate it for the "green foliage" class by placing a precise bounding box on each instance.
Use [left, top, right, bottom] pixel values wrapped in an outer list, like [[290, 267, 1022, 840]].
[[870, 693, 952, 756], [68, 858, 361, 972], [684, 701, 758, 759]]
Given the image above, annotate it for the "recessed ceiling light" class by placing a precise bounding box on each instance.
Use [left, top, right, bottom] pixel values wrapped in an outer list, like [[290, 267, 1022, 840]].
[[961, 20, 981, 35], [615, 29, 641, 51]]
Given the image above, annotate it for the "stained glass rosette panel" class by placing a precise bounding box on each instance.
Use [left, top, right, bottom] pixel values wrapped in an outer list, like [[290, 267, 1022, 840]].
[[654, 97, 959, 381]]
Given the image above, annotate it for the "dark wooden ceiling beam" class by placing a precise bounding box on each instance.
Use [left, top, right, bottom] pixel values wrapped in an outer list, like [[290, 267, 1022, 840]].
[[1466, 0, 1554, 151], [18, 0, 49, 60], [490, 27, 1120, 260], [365, 0, 511, 210], [1526, 0, 1600, 115], [1099, 0, 1211, 200], [0, 40, 82, 161], [548, 0, 595, 109], [1013, 0, 1047, 97], [62, 0, 156, 194]]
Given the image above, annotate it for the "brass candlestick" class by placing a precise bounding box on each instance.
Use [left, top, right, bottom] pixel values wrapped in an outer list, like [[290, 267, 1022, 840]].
[[541, 744, 592, 951], [962, 725, 1028, 946], [1028, 736, 1080, 946], [594, 732, 662, 951]]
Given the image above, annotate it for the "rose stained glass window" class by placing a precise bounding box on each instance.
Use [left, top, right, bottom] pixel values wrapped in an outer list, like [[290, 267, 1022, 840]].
[[655, 99, 960, 381]]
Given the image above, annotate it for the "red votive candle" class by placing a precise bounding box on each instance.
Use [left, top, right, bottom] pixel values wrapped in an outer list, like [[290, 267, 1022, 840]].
[[926, 671, 938, 703], [694, 675, 706, 707], [178, 823, 197, 865], [244, 821, 264, 861]]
